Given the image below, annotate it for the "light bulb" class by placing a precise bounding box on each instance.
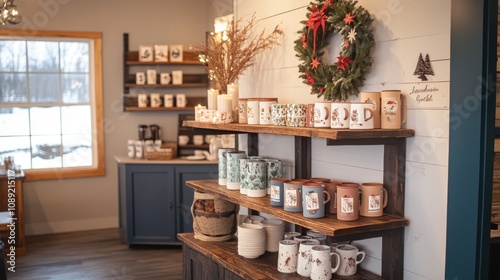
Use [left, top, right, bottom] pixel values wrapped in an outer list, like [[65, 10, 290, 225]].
[[7, 4, 21, 24]]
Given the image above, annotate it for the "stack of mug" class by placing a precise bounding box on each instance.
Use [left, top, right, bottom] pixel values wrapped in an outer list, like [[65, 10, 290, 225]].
[[248, 90, 407, 129], [270, 178, 388, 221], [217, 149, 286, 198], [278, 232, 366, 278]]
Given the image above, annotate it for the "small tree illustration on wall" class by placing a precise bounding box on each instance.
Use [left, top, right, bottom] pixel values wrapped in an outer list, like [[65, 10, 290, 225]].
[[413, 53, 434, 81]]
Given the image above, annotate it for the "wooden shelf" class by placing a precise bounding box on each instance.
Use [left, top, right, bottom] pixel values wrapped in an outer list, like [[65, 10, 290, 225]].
[[124, 106, 196, 112], [178, 144, 209, 149], [126, 60, 204, 66], [124, 83, 208, 89], [183, 121, 415, 140], [178, 233, 383, 280], [185, 180, 409, 237]]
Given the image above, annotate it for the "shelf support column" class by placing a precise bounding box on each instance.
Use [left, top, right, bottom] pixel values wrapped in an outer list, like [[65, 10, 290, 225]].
[[294, 136, 311, 179], [382, 139, 406, 279]]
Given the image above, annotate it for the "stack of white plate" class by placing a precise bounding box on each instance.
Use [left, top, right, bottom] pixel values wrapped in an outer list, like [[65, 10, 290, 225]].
[[237, 223, 266, 259], [261, 219, 285, 252]]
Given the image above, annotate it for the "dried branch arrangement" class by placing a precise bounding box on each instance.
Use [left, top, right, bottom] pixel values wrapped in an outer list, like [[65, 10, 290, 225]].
[[192, 14, 283, 94]]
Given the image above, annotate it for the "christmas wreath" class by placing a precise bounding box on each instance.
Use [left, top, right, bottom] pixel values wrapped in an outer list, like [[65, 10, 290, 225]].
[[294, 0, 375, 101]]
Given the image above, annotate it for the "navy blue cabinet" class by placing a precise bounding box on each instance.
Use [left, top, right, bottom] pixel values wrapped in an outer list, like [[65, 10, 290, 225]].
[[118, 162, 217, 245]]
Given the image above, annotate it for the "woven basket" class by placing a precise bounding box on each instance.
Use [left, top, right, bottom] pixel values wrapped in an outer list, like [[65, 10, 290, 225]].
[[191, 191, 238, 241], [144, 142, 177, 160]]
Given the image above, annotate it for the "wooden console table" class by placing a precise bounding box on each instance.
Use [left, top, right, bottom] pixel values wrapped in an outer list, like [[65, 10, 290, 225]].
[[0, 170, 26, 256]]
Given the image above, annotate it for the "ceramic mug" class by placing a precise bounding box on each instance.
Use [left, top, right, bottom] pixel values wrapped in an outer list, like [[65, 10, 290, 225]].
[[336, 183, 360, 221], [146, 69, 157, 85], [246, 98, 260, 125], [284, 232, 301, 240], [360, 92, 381, 129], [136, 72, 145, 85], [226, 151, 247, 190], [172, 70, 183, 85], [176, 93, 187, 108], [239, 158, 250, 195], [360, 183, 388, 217], [150, 93, 162, 108], [271, 104, 287, 126], [270, 178, 289, 207], [286, 104, 307, 127], [330, 102, 350, 128], [160, 73, 171, 85], [350, 102, 374, 129], [246, 160, 267, 197], [335, 244, 366, 276], [297, 239, 321, 277], [193, 135, 204, 145], [238, 98, 248, 124], [302, 182, 331, 219], [283, 180, 304, 212], [178, 135, 189, 146], [313, 102, 331, 128], [138, 93, 148, 108], [381, 90, 407, 129], [277, 240, 299, 273], [266, 159, 284, 195], [164, 94, 173, 108], [218, 148, 235, 185], [306, 104, 315, 127], [323, 181, 342, 214], [310, 245, 340, 280], [259, 98, 278, 125]]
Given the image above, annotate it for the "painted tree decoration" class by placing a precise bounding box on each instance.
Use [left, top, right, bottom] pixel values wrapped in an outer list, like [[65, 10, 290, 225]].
[[413, 53, 434, 81]]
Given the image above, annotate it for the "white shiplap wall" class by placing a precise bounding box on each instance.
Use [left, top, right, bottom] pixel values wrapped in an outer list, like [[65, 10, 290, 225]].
[[235, 0, 450, 279]]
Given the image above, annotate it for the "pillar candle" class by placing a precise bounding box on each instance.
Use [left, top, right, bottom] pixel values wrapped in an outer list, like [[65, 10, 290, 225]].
[[207, 89, 219, 110], [227, 84, 239, 110]]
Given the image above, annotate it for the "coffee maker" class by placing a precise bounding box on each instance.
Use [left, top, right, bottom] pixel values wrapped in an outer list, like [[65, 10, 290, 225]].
[[149, 124, 161, 141], [138, 124, 161, 141]]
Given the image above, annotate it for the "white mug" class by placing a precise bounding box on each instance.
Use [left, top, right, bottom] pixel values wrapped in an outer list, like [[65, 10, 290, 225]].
[[150, 93, 162, 108], [160, 73, 171, 85], [135, 72, 145, 85], [349, 102, 374, 129], [335, 244, 365, 276], [138, 94, 148, 108], [172, 70, 183, 85], [164, 94, 173, 108], [146, 69, 157, 85], [178, 135, 189, 146], [310, 245, 340, 280], [331, 102, 350, 128], [176, 94, 187, 108], [193, 135, 204, 145], [277, 240, 299, 273], [297, 239, 321, 277], [313, 102, 331, 128]]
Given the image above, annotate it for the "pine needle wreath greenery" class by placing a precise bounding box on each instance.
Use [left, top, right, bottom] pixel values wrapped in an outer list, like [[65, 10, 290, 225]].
[[294, 0, 375, 101]]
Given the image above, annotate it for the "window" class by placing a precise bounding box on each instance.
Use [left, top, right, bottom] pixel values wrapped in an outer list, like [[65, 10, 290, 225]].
[[0, 30, 104, 180]]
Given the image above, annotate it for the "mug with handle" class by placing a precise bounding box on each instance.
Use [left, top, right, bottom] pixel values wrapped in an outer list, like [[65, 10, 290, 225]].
[[381, 90, 407, 129], [335, 244, 366, 276], [360, 182, 388, 217], [310, 245, 340, 280], [302, 182, 331, 218], [349, 102, 374, 129]]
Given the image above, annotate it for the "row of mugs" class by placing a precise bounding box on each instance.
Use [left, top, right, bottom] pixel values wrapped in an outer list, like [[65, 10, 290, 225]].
[[271, 178, 388, 221], [178, 134, 206, 146], [278, 239, 365, 278], [137, 93, 187, 108], [135, 70, 183, 85]]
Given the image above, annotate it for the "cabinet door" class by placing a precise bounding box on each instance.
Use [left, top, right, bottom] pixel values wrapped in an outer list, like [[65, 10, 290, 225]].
[[175, 165, 218, 235], [125, 164, 176, 244]]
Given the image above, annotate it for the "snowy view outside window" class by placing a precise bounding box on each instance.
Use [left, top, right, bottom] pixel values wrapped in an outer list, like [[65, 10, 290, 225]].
[[0, 38, 94, 170]]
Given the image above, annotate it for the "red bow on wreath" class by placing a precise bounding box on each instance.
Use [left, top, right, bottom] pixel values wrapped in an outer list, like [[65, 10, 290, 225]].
[[306, 0, 333, 54]]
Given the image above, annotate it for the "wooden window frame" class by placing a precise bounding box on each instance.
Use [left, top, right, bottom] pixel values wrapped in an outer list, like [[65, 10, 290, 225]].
[[0, 29, 105, 181]]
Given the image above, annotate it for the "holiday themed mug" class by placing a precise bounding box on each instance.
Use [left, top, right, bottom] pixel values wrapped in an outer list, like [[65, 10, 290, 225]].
[[160, 73, 171, 85], [238, 98, 248, 124], [302, 182, 331, 219], [349, 102, 374, 129], [247, 98, 261, 125], [259, 98, 278, 125], [359, 183, 388, 217], [176, 93, 187, 108], [286, 104, 307, 127], [283, 180, 304, 212], [381, 90, 407, 129], [146, 69, 157, 85], [136, 72, 145, 85], [335, 244, 366, 276], [313, 102, 331, 127], [271, 104, 287, 126], [138, 93, 148, 108], [330, 102, 350, 128], [150, 93, 162, 108], [323, 181, 342, 214], [310, 245, 340, 280], [164, 94, 173, 108], [306, 104, 315, 127], [277, 240, 299, 273], [336, 183, 360, 221], [360, 92, 381, 128], [270, 178, 289, 207], [297, 239, 321, 277]]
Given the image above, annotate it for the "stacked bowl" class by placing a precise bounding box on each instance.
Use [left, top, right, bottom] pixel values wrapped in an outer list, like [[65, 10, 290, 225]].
[[261, 219, 285, 252], [237, 223, 266, 259]]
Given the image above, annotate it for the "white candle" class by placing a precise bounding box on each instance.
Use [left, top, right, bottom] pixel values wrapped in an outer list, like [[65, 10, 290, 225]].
[[227, 84, 239, 110], [194, 104, 206, 122], [207, 89, 219, 110]]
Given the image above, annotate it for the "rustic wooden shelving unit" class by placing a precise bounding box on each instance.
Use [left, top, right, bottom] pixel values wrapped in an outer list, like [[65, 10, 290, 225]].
[[180, 121, 414, 280]]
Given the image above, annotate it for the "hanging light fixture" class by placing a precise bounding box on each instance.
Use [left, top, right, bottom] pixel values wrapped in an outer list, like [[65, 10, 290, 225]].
[[0, 0, 22, 25]]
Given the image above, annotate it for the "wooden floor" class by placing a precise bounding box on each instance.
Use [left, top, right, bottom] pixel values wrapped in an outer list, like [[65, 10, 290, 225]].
[[5, 228, 183, 280]]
